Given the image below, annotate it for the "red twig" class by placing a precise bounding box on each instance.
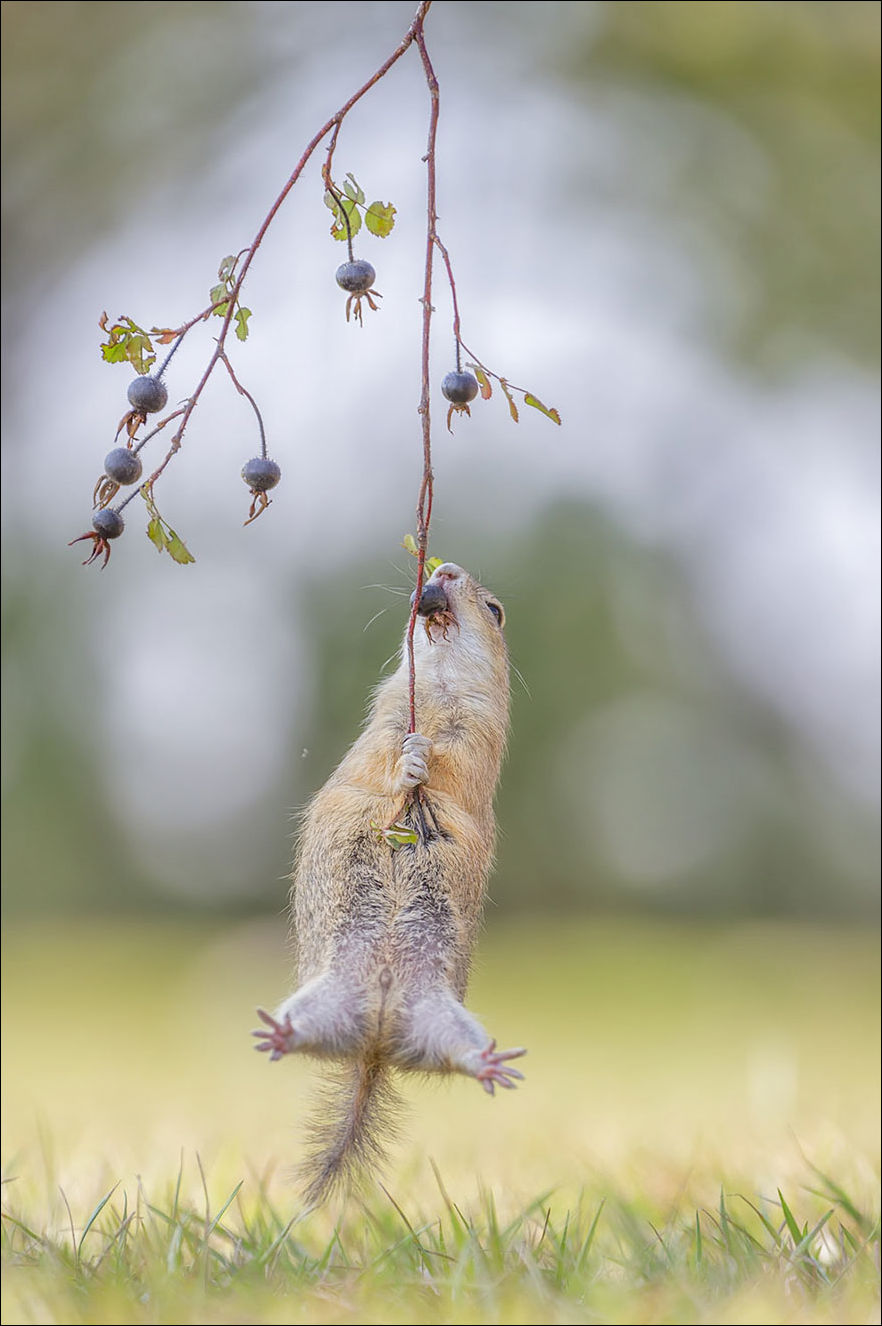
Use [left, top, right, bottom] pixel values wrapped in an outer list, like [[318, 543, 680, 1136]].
[[218, 351, 268, 457], [434, 235, 463, 373], [405, 20, 440, 739]]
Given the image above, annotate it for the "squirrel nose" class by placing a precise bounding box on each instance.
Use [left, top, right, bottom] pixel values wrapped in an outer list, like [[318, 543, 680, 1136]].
[[429, 563, 464, 583]]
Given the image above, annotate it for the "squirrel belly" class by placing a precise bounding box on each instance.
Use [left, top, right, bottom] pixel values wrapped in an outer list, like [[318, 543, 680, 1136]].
[[253, 563, 526, 1205]]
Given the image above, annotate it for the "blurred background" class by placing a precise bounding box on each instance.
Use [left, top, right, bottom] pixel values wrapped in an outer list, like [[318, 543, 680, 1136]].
[[2, 0, 879, 925], [1, 0, 880, 1215]]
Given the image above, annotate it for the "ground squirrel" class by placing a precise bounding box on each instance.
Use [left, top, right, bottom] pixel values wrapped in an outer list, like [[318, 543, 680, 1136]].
[[253, 562, 525, 1204]]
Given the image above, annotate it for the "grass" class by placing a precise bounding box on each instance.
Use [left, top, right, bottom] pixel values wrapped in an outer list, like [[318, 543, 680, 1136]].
[[2, 1158, 878, 1324], [2, 917, 879, 1323]]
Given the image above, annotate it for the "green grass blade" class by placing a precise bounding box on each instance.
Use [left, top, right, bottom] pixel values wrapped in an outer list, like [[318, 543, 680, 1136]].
[[777, 1189, 803, 1244], [575, 1198, 605, 1274], [76, 1183, 119, 1259]]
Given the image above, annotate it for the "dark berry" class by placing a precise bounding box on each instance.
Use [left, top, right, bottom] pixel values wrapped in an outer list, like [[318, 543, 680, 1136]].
[[241, 457, 282, 492], [336, 260, 376, 294], [441, 371, 479, 405], [416, 582, 449, 617], [104, 446, 143, 486], [93, 508, 125, 540], [127, 375, 168, 414]]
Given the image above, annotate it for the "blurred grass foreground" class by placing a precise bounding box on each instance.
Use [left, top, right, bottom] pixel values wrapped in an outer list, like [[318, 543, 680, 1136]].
[[2, 916, 879, 1323]]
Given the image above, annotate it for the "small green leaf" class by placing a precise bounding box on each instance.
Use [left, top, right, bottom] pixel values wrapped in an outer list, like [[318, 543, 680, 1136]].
[[365, 201, 396, 238], [146, 517, 166, 553], [499, 379, 520, 423], [425, 557, 443, 576], [382, 820, 419, 849], [524, 393, 562, 425], [127, 335, 153, 374], [401, 533, 419, 557], [209, 282, 228, 307], [330, 198, 362, 242], [470, 365, 493, 400], [343, 174, 365, 205], [99, 315, 156, 373], [217, 254, 237, 281], [165, 530, 196, 565], [234, 307, 252, 342], [100, 341, 130, 366]]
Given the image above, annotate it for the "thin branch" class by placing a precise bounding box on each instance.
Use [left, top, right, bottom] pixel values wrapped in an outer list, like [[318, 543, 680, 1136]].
[[218, 351, 268, 457], [434, 235, 463, 373], [405, 19, 440, 744], [321, 123, 356, 262]]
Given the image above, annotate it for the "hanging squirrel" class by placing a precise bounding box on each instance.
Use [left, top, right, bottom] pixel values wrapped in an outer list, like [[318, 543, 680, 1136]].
[[253, 562, 525, 1204]]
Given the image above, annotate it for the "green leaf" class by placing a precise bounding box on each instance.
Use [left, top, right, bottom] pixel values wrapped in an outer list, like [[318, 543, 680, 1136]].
[[470, 365, 493, 401], [127, 335, 153, 374], [209, 282, 228, 306], [330, 198, 362, 242], [217, 254, 237, 281], [142, 486, 195, 565], [165, 530, 196, 565], [382, 821, 418, 849], [343, 173, 365, 205], [146, 517, 166, 553], [401, 533, 419, 557], [499, 378, 520, 423], [100, 341, 130, 365], [234, 307, 252, 342], [425, 557, 443, 576], [524, 393, 562, 426], [99, 315, 156, 373], [365, 201, 396, 238]]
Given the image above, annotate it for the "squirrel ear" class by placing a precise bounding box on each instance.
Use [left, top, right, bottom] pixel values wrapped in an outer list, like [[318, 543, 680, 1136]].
[[485, 599, 505, 629]]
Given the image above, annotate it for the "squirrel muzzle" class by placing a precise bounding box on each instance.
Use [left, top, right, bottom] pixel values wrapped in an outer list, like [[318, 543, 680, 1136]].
[[415, 581, 450, 617]]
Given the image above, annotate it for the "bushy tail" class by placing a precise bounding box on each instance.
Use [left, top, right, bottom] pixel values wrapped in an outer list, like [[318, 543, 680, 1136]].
[[299, 1056, 401, 1206]]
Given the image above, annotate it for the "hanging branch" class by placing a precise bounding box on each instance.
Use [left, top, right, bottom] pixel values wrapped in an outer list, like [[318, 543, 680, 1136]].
[[77, 1, 432, 566], [405, 21, 440, 741], [76, 0, 558, 603]]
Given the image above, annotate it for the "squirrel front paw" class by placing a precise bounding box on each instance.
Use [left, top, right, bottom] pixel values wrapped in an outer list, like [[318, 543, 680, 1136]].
[[396, 732, 433, 791]]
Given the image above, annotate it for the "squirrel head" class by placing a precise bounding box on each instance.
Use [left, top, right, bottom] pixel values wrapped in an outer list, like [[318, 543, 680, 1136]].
[[411, 563, 508, 687]]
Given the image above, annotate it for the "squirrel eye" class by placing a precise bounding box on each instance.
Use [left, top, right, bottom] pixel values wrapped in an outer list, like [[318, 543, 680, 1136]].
[[486, 600, 504, 626]]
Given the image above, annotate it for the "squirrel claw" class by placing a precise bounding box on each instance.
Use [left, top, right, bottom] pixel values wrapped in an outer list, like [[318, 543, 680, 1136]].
[[397, 732, 433, 790], [252, 1007, 296, 1061], [472, 1039, 527, 1094]]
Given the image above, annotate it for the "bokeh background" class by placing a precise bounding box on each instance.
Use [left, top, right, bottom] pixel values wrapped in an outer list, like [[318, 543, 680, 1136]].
[[1, 0, 879, 1216]]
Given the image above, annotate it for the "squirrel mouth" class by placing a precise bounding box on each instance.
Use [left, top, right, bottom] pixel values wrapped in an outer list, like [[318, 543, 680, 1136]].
[[417, 582, 449, 617], [415, 581, 456, 640]]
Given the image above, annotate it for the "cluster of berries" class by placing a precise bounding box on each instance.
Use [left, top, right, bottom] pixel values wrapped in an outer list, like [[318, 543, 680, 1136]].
[[80, 260, 477, 564]]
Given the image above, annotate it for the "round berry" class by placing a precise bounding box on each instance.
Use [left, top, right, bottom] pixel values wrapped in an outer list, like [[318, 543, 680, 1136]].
[[92, 508, 125, 540], [416, 582, 449, 617], [441, 371, 479, 405], [335, 260, 376, 294], [104, 446, 143, 486], [241, 457, 282, 492], [127, 375, 168, 414]]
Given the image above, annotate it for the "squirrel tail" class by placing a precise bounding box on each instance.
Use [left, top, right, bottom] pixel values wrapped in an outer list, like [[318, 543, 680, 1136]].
[[299, 1055, 401, 1206]]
